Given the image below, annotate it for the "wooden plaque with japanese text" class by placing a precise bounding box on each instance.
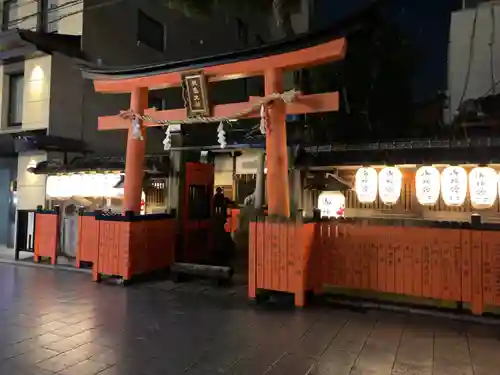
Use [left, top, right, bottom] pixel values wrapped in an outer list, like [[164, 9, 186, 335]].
[[182, 71, 210, 117]]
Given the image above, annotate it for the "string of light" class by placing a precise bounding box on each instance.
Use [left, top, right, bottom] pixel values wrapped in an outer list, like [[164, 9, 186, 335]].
[[120, 89, 300, 150]]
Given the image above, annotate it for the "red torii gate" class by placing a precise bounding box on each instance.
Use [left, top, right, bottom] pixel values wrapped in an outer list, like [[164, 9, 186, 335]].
[[83, 36, 347, 218]]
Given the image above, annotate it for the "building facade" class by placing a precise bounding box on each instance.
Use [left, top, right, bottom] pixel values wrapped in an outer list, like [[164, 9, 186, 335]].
[[0, 0, 85, 247], [0, 0, 310, 247], [448, 0, 500, 123]]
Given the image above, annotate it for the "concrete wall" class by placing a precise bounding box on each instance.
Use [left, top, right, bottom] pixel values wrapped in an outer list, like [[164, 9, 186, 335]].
[[51, 0, 83, 35], [0, 65, 7, 129], [79, 0, 275, 156], [22, 55, 52, 130], [82, 0, 164, 67], [16, 152, 47, 210], [448, 3, 500, 122], [5, 0, 38, 30], [81, 84, 129, 155], [47, 52, 83, 139], [2, 0, 82, 34], [214, 155, 233, 188], [0, 55, 52, 131], [82, 0, 272, 67]]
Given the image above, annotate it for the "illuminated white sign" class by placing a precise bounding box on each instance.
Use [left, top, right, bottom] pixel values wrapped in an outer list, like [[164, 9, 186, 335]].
[[469, 167, 497, 209], [415, 166, 440, 205], [46, 173, 122, 199], [317, 191, 345, 218], [441, 166, 467, 206], [378, 167, 402, 205], [355, 167, 378, 203]]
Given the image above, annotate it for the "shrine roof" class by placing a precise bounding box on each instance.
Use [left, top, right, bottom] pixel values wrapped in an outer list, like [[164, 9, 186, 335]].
[[0, 129, 90, 157], [298, 137, 500, 167], [0, 29, 82, 64], [79, 2, 382, 81]]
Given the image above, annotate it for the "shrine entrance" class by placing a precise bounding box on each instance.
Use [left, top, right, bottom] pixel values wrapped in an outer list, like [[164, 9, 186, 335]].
[[182, 162, 214, 263], [80, 33, 346, 291]]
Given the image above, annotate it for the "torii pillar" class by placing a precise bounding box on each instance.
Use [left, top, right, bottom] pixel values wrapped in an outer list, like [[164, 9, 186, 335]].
[[123, 88, 148, 214], [265, 69, 290, 216]]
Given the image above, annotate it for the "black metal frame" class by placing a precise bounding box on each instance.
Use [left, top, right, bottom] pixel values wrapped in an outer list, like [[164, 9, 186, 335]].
[[15, 209, 36, 260]]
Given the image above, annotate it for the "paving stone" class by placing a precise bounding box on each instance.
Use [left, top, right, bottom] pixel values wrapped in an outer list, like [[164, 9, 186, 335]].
[[13, 347, 60, 365], [1, 263, 500, 375], [390, 361, 431, 375], [57, 359, 111, 375]]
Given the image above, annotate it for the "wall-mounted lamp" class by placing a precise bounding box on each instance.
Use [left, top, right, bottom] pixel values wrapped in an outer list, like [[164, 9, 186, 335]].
[[31, 66, 44, 81], [26, 159, 37, 171]]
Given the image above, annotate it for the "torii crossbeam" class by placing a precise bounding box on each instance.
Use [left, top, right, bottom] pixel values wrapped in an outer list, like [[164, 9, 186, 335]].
[[81, 36, 347, 217]]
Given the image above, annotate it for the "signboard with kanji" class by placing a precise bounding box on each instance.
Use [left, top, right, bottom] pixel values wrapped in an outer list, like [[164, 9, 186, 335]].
[[182, 71, 210, 117]]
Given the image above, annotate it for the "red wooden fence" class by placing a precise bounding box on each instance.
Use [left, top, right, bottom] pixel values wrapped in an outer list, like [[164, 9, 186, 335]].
[[91, 217, 177, 282], [34, 212, 59, 265], [76, 215, 99, 267], [249, 218, 315, 307], [249, 219, 500, 313], [313, 222, 500, 314], [73, 213, 177, 282]]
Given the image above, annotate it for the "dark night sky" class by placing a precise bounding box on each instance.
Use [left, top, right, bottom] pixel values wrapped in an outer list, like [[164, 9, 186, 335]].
[[318, 0, 462, 101]]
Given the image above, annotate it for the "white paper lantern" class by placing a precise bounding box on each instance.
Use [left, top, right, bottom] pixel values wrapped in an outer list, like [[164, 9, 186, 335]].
[[441, 166, 467, 206], [469, 167, 497, 209], [355, 167, 378, 203], [46, 175, 58, 198], [79, 174, 92, 197], [317, 191, 345, 218], [60, 175, 74, 198], [103, 173, 122, 198], [91, 174, 106, 197], [47, 175, 71, 198], [415, 166, 441, 205], [378, 167, 402, 205], [68, 174, 82, 197]]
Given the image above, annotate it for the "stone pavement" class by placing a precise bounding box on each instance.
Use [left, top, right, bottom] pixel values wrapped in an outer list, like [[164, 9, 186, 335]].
[[0, 264, 500, 375]]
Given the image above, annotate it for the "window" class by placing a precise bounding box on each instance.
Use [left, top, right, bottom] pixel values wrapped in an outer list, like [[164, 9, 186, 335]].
[[236, 19, 248, 46], [148, 94, 165, 111], [2, 0, 18, 31], [8, 73, 24, 127], [137, 10, 165, 52]]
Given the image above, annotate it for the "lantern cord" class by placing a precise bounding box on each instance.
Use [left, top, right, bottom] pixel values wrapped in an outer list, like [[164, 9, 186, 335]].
[[120, 89, 299, 126]]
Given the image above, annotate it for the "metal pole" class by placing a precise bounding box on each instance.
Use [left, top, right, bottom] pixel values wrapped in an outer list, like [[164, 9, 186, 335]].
[[254, 152, 265, 210]]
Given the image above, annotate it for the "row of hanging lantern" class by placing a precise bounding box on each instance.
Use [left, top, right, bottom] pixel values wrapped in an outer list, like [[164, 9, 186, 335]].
[[355, 166, 500, 209], [46, 173, 123, 199]]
